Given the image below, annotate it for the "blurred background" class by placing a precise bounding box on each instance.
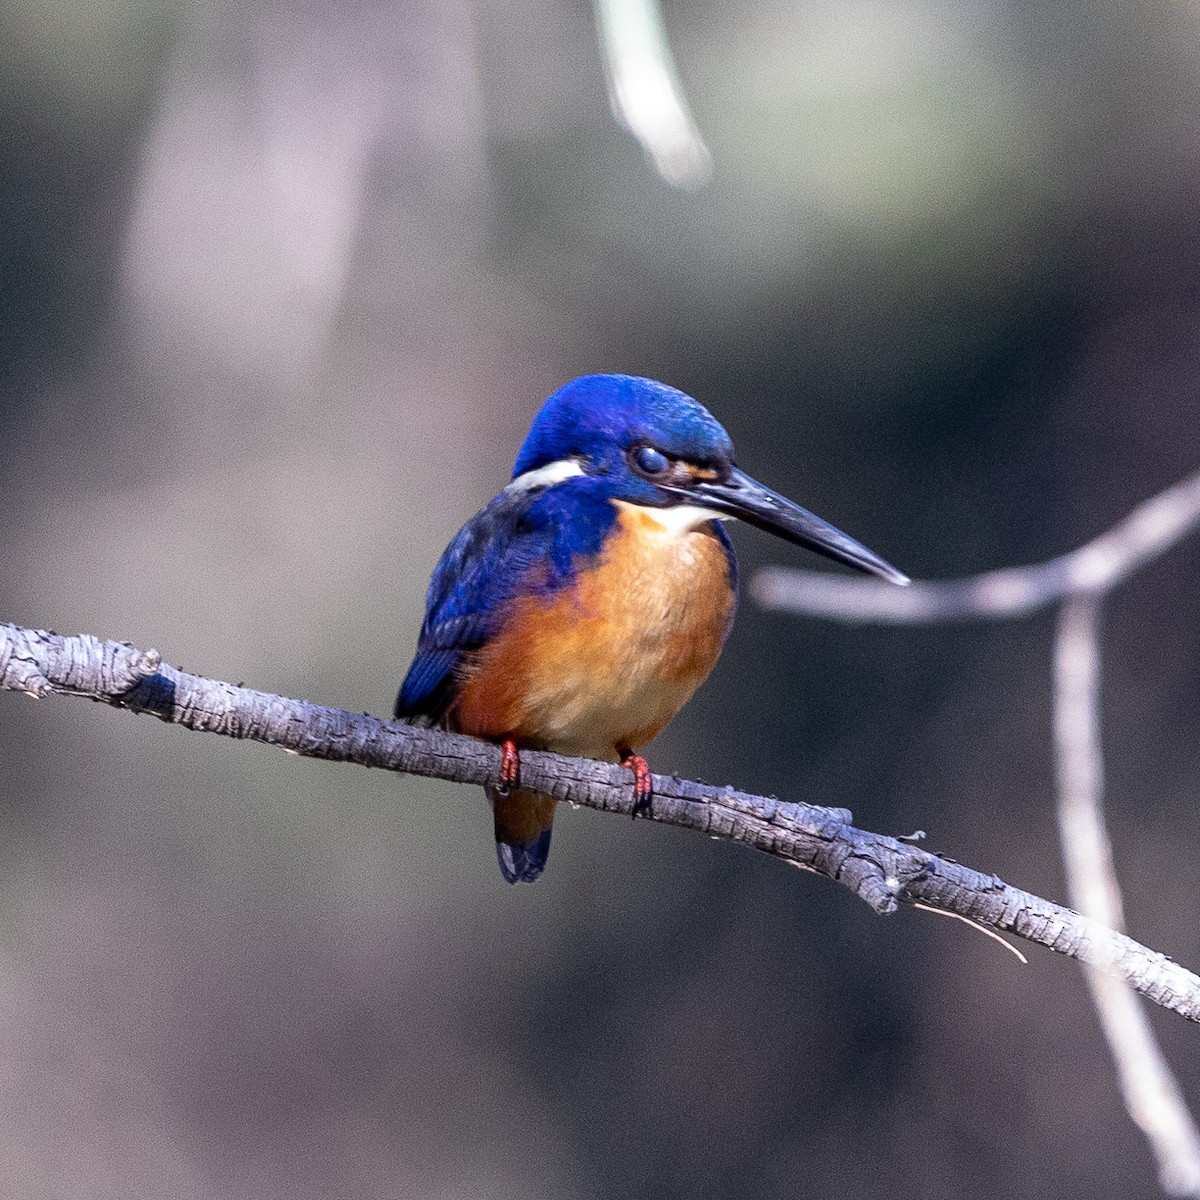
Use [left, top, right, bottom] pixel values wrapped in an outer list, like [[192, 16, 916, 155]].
[[3, 0, 1200, 1195]]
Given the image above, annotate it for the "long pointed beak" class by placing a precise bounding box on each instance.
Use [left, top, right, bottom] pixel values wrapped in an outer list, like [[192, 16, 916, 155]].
[[676, 467, 910, 585]]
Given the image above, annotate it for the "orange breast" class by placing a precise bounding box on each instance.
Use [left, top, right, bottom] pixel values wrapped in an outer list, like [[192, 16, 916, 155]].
[[450, 502, 736, 760]]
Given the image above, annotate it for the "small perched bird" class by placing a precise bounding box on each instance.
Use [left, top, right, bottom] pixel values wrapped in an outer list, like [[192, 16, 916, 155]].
[[396, 374, 907, 883]]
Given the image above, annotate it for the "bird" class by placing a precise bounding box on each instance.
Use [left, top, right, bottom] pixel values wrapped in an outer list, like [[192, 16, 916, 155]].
[[395, 374, 907, 883]]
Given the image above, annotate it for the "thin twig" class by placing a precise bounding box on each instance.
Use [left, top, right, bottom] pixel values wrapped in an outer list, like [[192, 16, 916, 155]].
[[1054, 596, 1200, 1196], [911, 902, 1029, 965], [2, 619, 1199, 1023], [593, 0, 713, 190]]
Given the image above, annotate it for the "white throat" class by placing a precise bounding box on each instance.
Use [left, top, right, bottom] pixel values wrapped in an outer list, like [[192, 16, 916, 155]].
[[620, 501, 731, 533]]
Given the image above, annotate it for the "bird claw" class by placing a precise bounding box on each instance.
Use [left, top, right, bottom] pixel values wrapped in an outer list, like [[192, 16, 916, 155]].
[[498, 737, 520, 798], [620, 749, 653, 819]]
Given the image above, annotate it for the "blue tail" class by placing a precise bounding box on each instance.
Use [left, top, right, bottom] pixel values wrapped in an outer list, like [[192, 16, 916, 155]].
[[495, 827, 553, 883], [487, 786, 556, 884]]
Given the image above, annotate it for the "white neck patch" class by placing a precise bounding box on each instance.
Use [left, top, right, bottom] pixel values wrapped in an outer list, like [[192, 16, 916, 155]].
[[505, 458, 586, 494], [619, 501, 731, 534]]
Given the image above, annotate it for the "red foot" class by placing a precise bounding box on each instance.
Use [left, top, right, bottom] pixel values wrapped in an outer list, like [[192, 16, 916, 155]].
[[498, 737, 520, 797], [619, 748, 653, 819]]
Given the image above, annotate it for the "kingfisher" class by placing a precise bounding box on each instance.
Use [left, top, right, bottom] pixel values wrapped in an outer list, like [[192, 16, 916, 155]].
[[395, 374, 907, 883]]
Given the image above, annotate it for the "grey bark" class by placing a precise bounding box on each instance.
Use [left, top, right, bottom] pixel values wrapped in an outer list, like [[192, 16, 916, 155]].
[[3, 619, 1199, 1024]]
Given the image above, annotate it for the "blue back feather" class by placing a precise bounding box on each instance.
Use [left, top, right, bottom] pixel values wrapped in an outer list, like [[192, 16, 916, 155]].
[[395, 479, 623, 720]]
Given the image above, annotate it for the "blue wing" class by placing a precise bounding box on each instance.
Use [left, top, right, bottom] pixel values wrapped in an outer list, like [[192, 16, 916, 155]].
[[394, 480, 618, 724]]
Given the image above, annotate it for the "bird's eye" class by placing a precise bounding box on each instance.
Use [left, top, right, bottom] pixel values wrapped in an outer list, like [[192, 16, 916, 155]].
[[633, 445, 670, 476]]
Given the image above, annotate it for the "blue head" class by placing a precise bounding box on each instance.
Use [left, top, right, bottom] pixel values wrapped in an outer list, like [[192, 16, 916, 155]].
[[509, 374, 908, 584], [512, 375, 734, 506]]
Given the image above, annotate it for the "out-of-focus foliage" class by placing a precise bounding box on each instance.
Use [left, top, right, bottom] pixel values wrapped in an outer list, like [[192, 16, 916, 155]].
[[2, 0, 1199, 1196]]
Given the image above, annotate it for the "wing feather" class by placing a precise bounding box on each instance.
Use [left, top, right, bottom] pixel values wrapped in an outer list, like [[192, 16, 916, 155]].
[[395, 483, 614, 723]]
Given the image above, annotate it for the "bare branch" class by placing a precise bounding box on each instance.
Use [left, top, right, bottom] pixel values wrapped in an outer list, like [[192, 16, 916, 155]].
[[1054, 598, 1125, 931], [752, 466, 1200, 622], [1054, 597, 1200, 1196], [594, 0, 713, 190], [4, 619, 1199, 1024], [748, 467, 1200, 1196]]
